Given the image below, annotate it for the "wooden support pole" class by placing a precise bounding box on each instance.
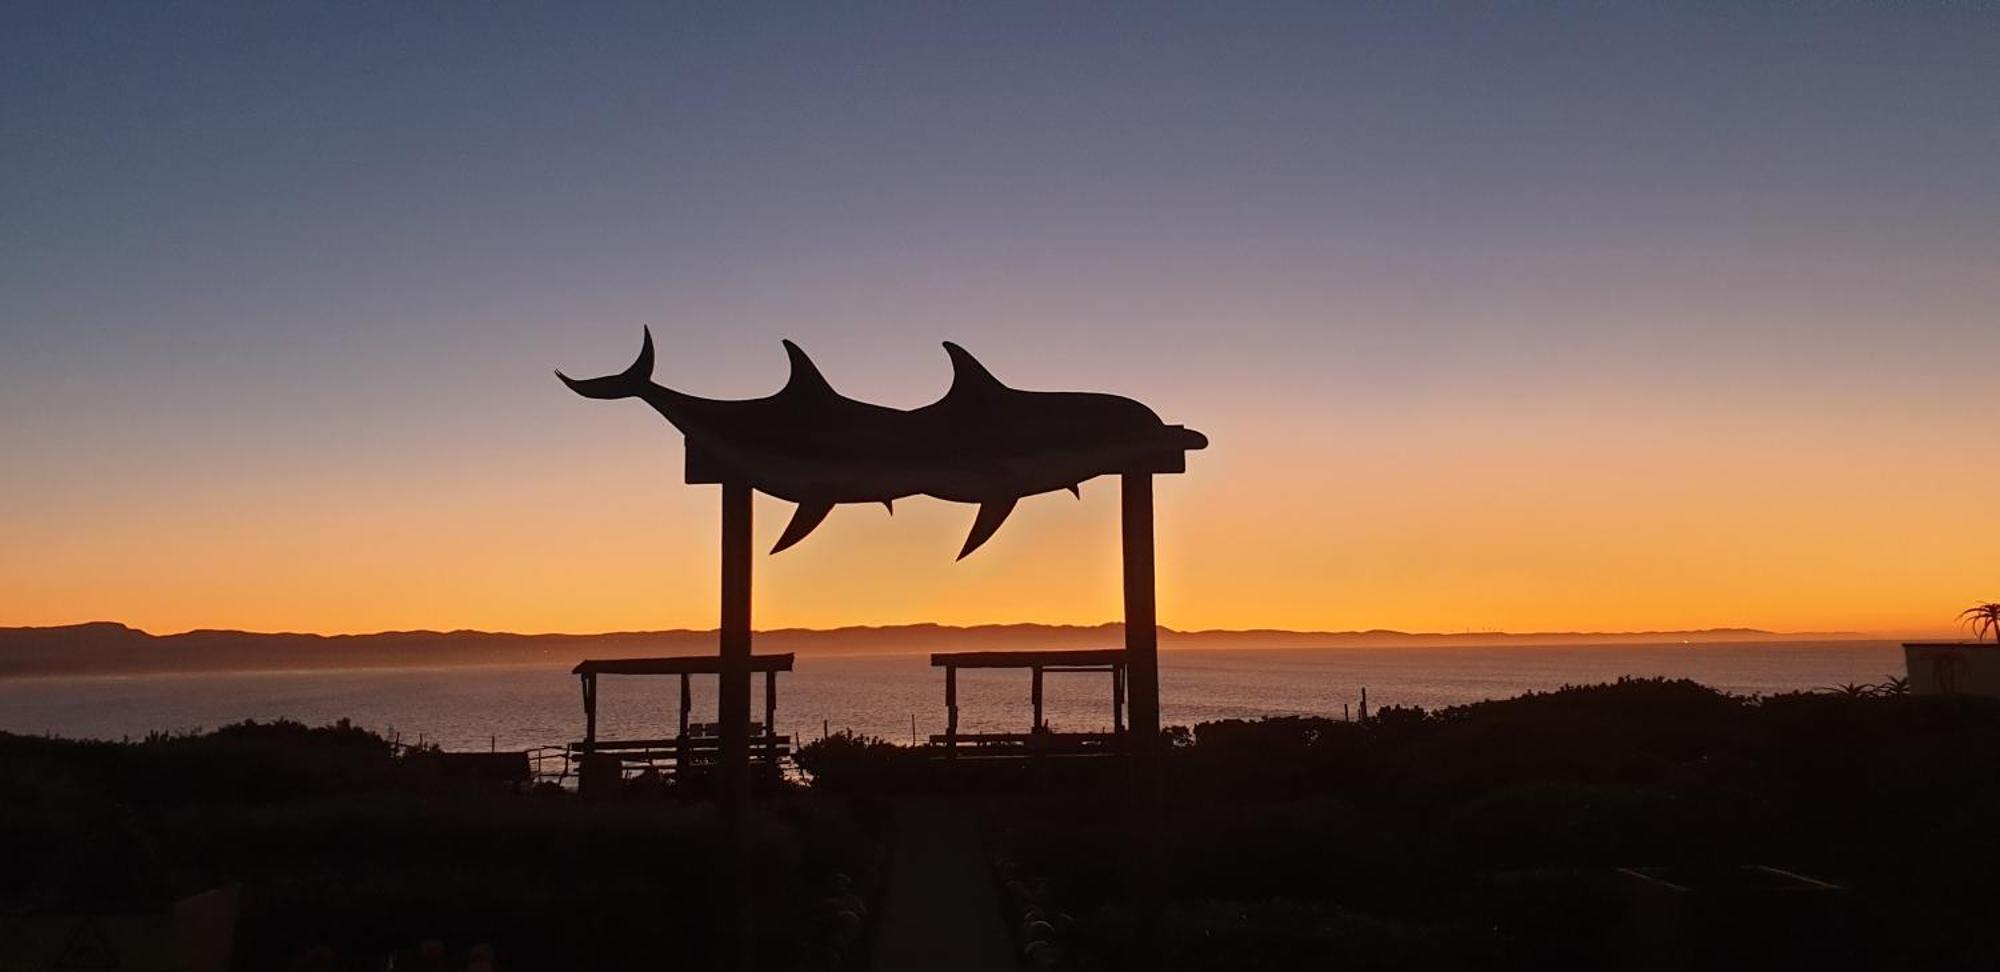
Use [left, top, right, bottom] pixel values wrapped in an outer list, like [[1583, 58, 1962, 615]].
[[764, 670, 778, 761], [1123, 472, 1160, 753], [679, 673, 692, 737], [718, 481, 754, 781], [1031, 666, 1045, 732], [717, 480, 754, 972], [1122, 471, 1164, 960]]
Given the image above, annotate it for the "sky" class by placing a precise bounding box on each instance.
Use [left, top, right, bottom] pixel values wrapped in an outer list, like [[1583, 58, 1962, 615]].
[[3, 2, 1997, 637]]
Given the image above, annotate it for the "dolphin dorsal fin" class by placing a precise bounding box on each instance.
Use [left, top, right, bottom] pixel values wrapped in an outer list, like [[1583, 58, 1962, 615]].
[[780, 340, 837, 397], [942, 342, 1006, 397]]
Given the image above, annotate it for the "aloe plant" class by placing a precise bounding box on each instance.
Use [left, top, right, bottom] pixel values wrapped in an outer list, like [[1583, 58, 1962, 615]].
[[1960, 602, 2000, 643]]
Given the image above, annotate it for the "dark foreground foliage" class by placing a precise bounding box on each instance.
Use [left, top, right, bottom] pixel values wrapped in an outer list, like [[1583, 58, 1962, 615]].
[[13, 681, 2000, 969], [979, 679, 2000, 970], [0, 720, 883, 970], [794, 731, 927, 796]]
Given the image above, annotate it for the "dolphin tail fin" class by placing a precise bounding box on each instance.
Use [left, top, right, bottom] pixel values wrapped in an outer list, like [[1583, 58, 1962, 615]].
[[557, 327, 655, 400]]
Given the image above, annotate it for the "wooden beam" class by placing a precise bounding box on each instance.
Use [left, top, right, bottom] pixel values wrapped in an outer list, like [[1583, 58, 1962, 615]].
[[929, 648, 1127, 669], [573, 653, 795, 676], [682, 441, 733, 484], [581, 673, 598, 753], [678, 673, 691, 737]]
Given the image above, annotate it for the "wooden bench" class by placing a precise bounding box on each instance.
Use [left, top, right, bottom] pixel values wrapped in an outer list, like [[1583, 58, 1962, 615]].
[[927, 731, 1124, 756], [568, 733, 791, 778], [423, 751, 533, 786]]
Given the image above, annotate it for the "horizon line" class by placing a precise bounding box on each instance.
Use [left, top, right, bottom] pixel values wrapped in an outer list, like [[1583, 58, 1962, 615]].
[[4, 618, 1928, 642]]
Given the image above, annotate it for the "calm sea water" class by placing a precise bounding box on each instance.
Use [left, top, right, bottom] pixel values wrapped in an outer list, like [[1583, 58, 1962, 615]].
[[0, 641, 1905, 751]]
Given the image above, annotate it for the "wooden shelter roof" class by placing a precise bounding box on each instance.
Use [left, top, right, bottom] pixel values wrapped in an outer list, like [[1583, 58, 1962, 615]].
[[929, 648, 1127, 669], [572, 653, 795, 676]]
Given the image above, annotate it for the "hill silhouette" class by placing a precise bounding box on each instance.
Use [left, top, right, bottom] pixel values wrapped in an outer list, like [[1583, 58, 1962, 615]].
[[0, 621, 1867, 678]]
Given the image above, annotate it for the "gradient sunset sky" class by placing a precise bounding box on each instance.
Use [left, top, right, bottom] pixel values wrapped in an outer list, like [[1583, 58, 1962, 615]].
[[3, 3, 1996, 637]]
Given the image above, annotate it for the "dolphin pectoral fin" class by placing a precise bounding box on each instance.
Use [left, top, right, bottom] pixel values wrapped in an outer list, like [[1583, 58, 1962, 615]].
[[558, 327, 656, 400], [956, 497, 1018, 560], [1067, 484, 1081, 498], [772, 500, 835, 554]]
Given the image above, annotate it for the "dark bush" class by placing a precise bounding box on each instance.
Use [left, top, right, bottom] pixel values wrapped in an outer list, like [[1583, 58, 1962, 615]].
[[794, 731, 924, 794]]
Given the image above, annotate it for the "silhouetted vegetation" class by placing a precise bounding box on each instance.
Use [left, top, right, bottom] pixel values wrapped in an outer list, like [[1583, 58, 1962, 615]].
[[15, 682, 2000, 968], [970, 678, 2000, 969], [1960, 602, 2000, 643], [795, 731, 927, 795], [0, 719, 884, 970]]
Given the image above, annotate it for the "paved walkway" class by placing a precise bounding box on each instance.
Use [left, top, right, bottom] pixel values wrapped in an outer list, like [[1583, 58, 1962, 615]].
[[869, 800, 1019, 972]]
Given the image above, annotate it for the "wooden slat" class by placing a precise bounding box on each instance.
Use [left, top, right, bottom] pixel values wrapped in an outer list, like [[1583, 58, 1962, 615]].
[[572, 653, 794, 676], [929, 648, 1127, 669], [926, 731, 1122, 744], [568, 735, 792, 753]]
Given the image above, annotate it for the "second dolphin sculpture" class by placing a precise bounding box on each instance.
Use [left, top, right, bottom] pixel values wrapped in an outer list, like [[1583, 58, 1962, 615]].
[[557, 329, 1208, 558]]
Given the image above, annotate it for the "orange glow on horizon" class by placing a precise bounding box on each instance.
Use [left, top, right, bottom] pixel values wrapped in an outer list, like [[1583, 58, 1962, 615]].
[[5, 385, 1991, 640]]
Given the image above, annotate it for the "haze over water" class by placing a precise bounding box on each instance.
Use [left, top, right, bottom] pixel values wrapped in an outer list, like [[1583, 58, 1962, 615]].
[[0, 641, 1902, 752]]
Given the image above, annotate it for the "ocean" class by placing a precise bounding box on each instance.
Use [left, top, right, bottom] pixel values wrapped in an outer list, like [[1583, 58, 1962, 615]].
[[0, 640, 1908, 752]]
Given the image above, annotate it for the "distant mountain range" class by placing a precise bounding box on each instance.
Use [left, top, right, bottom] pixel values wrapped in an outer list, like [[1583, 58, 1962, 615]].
[[0, 621, 1877, 678]]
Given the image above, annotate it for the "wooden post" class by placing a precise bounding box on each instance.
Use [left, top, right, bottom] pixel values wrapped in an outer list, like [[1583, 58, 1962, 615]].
[[763, 670, 778, 764], [580, 672, 606, 799], [1113, 664, 1126, 734], [1031, 666, 1045, 732], [676, 672, 692, 781], [1122, 471, 1163, 960], [763, 670, 777, 736], [1123, 472, 1160, 754], [717, 480, 754, 972], [945, 665, 959, 758], [581, 673, 597, 755]]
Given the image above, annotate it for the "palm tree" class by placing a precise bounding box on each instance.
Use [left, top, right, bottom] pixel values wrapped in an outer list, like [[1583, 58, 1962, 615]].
[[1959, 602, 2000, 643]]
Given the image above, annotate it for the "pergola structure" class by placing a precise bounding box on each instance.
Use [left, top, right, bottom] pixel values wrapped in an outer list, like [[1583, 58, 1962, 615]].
[[557, 331, 1203, 970], [569, 653, 794, 790], [930, 648, 1128, 756]]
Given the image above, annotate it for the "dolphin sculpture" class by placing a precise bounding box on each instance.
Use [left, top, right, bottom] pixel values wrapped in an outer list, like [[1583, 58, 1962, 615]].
[[557, 329, 1207, 558]]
